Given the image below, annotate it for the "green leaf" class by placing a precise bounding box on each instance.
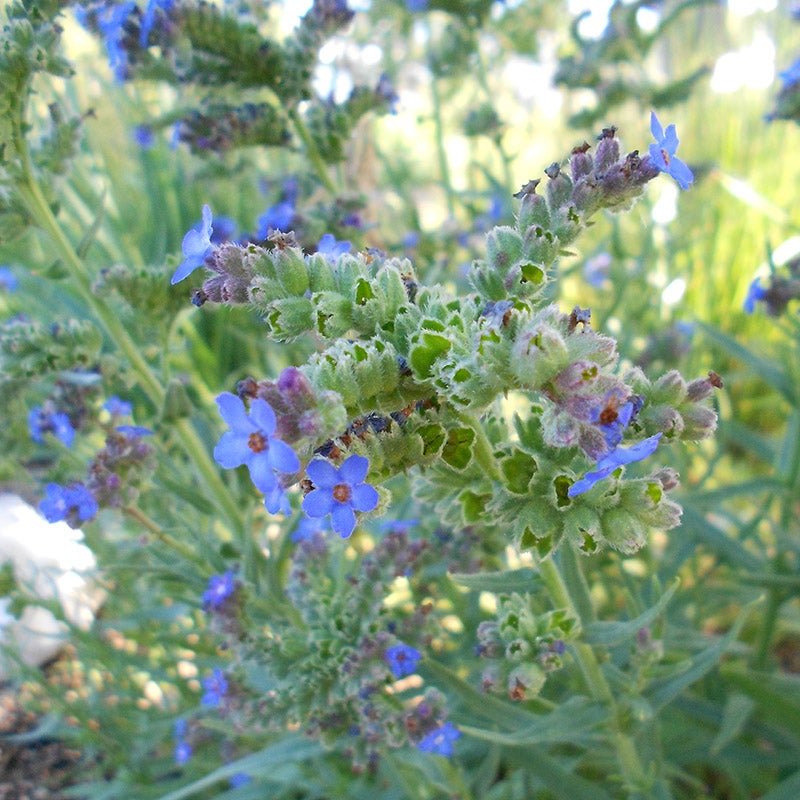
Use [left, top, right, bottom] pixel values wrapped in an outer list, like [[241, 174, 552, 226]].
[[584, 579, 680, 647], [459, 696, 606, 746], [448, 567, 539, 594], [697, 322, 796, 405], [709, 691, 757, 754], [644, 600, 758, 712], [759, 769, 800, 800], [154, 737, 323, 800], [721, 665, 800, 736]]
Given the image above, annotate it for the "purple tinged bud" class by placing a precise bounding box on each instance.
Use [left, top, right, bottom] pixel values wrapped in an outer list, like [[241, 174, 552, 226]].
[[594, 127, 620, 174]]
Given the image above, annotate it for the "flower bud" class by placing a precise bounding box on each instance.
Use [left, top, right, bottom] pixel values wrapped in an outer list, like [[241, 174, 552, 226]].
[[514, 180, 551, 231], [570, 142, 593, 180], [544, 162, 573, 210], [594, 126, 620, 174]]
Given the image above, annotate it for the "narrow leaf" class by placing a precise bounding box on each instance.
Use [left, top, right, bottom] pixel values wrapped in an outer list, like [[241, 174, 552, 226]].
[[448, 567, 539, 593]]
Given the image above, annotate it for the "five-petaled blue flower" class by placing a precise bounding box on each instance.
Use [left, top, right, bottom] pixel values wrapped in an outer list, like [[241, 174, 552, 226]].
[[103, 396, 133, 417], [568, 433, 663, 498], [28, 406, 75, 448], [39, 483, 98, 524], [316, 233, 351, 263], [385, 643, 422, 678], [648, 112, 694, 191], [202, 570, 237, 609], [743, 276, 768, 314], [417, 722, 461, 756], [201, 668, 228, 707], [302, 454, 379, 538], [213, 393, 300, 513], [171, 205, 214, 284]]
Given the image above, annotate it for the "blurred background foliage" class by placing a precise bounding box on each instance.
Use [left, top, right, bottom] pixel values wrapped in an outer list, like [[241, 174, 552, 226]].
[[2, 0, 800, 798]]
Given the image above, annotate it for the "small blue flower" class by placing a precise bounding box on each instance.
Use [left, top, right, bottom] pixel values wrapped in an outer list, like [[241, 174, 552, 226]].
[[230, 773, 252, 788], [132, 125, 155, 149], [778, 57, 800, 89], [302, 454, 379, 538], [103, 396, 133, 417], [39, 483, 98, 524], [589, 391, 634, 452], [418, 722, 461, 756], [648, 112, 694, 191], [174, 740, 192, 765], [210, 216, 237, 245], [201, 668, 228, 707], [139, 0, 174, 47], [202, 570, 237, 609], [316, 233, 351, 263], [213, 393, 300, 508], [743, 276, 768, 314], [28, 406, 75, 448], [174, 718, 188, 739], [256, 201, 295, 239], [568, 433, 663, 498], [583, 252, 611, 288], [171, 205, 214, 284], [115, 425, 153, 438], [0, 266, 18, 292], [385, 643, 422, 678], [96, 2, 137, 81], [406, 0, 429, 11]]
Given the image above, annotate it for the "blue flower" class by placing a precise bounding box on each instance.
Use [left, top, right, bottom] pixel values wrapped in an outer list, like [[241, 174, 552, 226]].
[[39, 483, 98, 524], [302, 454, 379, 538], [317, 233, 351, 263], [139, 0, 174, 47], [648, 112, 693, 191], [174, 740, 192, 764], [213, 393, 300, 512], [171, 205, 214, 284], [385, 643, 422, 678], [96, 2, 137, 82], [406, 0, 429, 11], [210, 216, 237, 245], [290, 515, 330, 542], [230, 773, 252, 788], [778, 57, 800, 89], [418, 722, 461, 756], [132, 125, 155, 149], [201, 668, 228, 707], [28, 406, 75, 448], [256, 201, 295, 239], [0, 266, 18, 292], [743, 276, 768, 314], [589, 391, 634, 451], [103, 396, 133, 417], [115, 425, 153, 438], [567, 433, 663, 498], [202, 570, 237, 609]]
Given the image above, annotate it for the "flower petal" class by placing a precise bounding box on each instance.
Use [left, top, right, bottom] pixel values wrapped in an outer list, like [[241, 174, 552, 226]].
[[338, 454, 369, 485], [267, 438, 301, 474], [249, 398, 277, 435], [213, 431, 251, 469], [649, 111, 664, 143], [331, 503, 357, 538], [351, 483, 379, 512], [215, 393, 254, 433], [264, 484, 290, 515], [668, 157, 694, 190], [306, 459, 339, 488], [248, 455, 278, 494], [648, 143, 668, 172], [662, 124, 679, 155], [302, 488, 334, 518]]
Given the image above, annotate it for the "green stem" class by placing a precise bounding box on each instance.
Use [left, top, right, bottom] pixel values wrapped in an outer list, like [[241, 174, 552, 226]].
[[538, 556, 650, 794], [429, 73, 456, 218], [288, 108, 338, 195], [15, 128, 243, 533], [123, 505, 200, 564]]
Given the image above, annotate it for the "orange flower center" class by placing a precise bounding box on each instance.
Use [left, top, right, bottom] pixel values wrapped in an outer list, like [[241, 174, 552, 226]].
[[333, 483, 352, 503], [248, 432, 267, 453], [660, 148, 671, 165]]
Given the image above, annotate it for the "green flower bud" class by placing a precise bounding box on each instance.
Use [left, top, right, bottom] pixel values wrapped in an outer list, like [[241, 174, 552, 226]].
[[514, 180, 552, 231]]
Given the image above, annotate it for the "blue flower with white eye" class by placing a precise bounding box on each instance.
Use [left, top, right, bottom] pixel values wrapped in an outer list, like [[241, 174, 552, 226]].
[[202, 570, 237, 609], [743, 276, 768, 314], [302, 454, 379, 538], [568, 433, 663, 498], [171, 205, 214, 284], [39, 483, 98, 524], [385, 643, 422, 678], [213, 393, 300, 510], [417, 722, 461, 756], [648, 112, 693, 191]]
